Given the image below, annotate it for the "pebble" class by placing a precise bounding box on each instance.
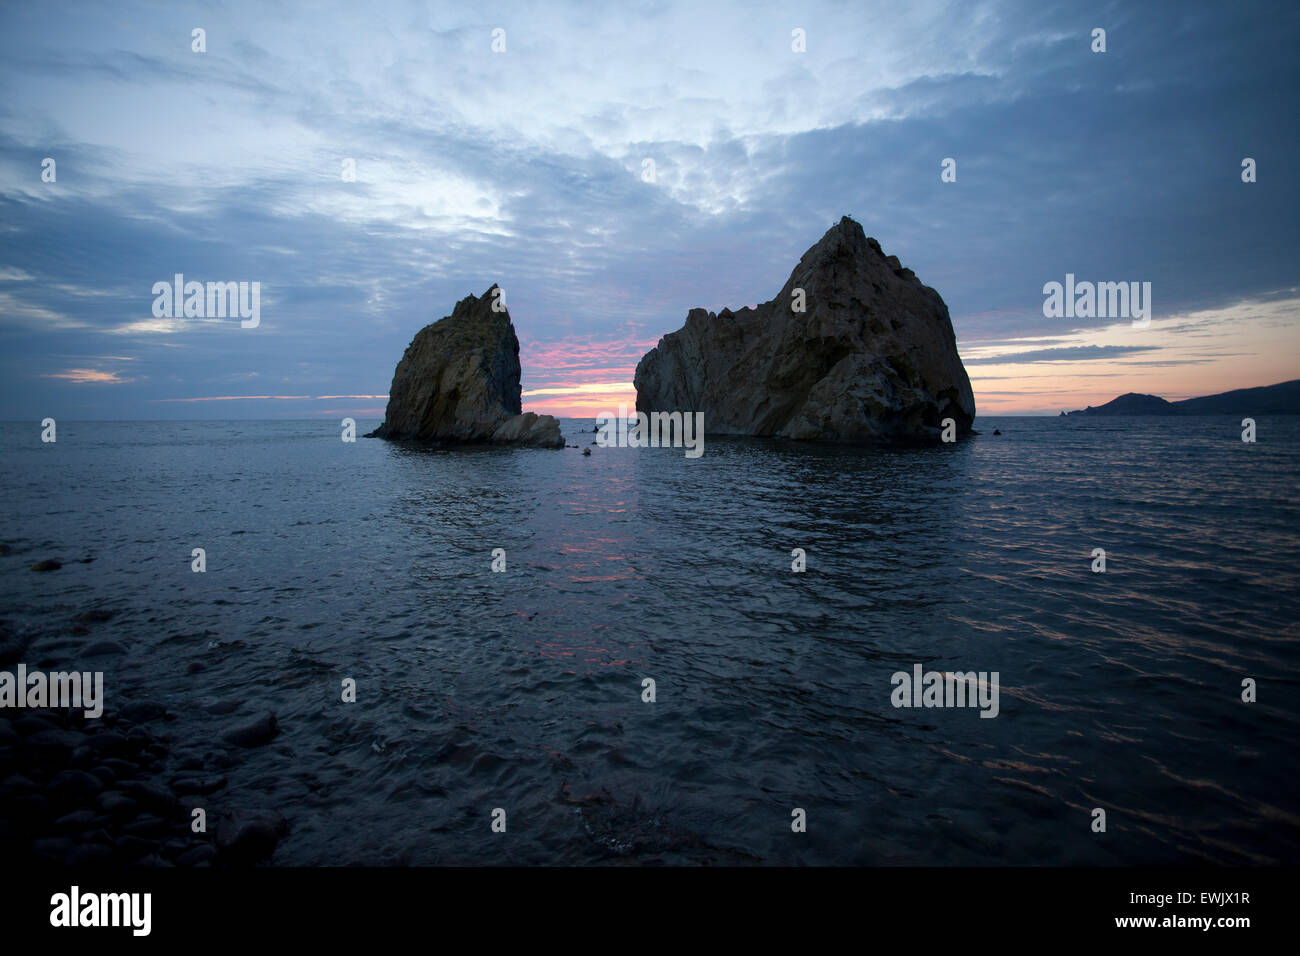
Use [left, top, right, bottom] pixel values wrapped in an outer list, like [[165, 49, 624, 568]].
[[122, 814, 169, 836], [2, 773, 37, 792], [173, 752, 205, 772], [64, 844, 113, 867], [2, 671, 275, 868], [96, 791, 137, 816], [32, 837, 73, 861], [216, 812, 288, 864], [100, 756, 139, 777], [24, 729, 78, 760], [85, 732, 136, 757], [122, 781, 179, 814], [121, 701, 169, 723], [170, 774, 227, 795], [50, 769, 103, 799], [115, 835, 160, 860], [54, 809, 100, 829], [175, 844, 218, 866], [13, 715, 58, 736]]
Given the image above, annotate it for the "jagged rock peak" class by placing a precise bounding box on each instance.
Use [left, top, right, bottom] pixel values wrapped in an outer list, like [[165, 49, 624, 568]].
[[633, 217, 975, 443]]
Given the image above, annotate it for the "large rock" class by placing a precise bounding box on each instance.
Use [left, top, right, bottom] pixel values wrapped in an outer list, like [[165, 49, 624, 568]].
[[367, 285, 563, 448], [634, 218, 975, 443]]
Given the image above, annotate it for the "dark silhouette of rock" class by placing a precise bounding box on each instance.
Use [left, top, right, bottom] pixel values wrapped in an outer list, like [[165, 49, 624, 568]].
[[634, 217, 975, 443], [367, 285, 563, 448], [1066, 392, 1175, 416], [31, 560, 61, 572]]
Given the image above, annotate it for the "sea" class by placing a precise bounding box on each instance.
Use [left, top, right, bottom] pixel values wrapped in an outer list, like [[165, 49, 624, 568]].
[[1, 415, 1297, 865]]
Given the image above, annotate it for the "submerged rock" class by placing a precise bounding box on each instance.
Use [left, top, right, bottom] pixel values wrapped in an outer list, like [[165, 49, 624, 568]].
[[489, 411, 566, 448], [634, 217, 975, 443], [367, 285, 563, 448], [223, 712, 278, 748]]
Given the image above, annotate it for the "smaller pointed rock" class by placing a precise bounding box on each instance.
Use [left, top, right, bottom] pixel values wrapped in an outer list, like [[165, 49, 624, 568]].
[[367, 285, 563, 447]]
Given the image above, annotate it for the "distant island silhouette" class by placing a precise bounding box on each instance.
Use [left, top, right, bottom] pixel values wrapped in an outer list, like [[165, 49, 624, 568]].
[[1063, 379, 1300, 416]]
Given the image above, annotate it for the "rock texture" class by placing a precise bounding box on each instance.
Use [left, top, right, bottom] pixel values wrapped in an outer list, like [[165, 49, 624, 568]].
[[489, 411, 565, 445], [367, 285, 563, 448], [634, 217, 975, 443]]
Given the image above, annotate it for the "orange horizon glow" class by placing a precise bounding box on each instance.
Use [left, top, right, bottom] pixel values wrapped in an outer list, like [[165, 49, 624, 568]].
[[958, 296, 1300, 415]]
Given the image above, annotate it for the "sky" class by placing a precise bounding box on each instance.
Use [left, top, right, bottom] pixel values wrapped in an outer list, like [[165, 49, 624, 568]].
[[0, 0, 1297, 420]]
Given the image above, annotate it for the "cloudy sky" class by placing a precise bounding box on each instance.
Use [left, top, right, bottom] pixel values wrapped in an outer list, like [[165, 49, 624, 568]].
[[1, 0, 1296, 419]]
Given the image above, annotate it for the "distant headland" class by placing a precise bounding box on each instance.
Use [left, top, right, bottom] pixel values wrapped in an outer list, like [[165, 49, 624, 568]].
[[1062, 380, 1300, 416]]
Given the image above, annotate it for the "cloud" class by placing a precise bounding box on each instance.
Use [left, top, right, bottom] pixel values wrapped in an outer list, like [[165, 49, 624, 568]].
[[521, 381, 635, 398], [43, 368, 132, 383], [0, 291, 87, 330], [965, 345, 1161, 365], [150, 393, 387, 402]]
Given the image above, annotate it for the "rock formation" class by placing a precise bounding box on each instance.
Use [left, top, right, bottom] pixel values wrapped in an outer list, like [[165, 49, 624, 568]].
[[367, 285, 563, 448], [634, 217, 975, 443]]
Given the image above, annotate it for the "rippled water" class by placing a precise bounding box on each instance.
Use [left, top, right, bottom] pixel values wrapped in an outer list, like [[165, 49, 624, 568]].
[[2, 416, 1298, 865]]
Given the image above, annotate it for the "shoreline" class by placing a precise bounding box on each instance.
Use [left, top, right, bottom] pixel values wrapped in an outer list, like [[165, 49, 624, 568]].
[[0, 619, 286, 867]]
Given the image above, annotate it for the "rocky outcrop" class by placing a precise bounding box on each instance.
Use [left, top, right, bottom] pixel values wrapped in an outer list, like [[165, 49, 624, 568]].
[[367, 285, 563, 448], [634, 217, 975, 443], [489, 411, 565, 445]]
